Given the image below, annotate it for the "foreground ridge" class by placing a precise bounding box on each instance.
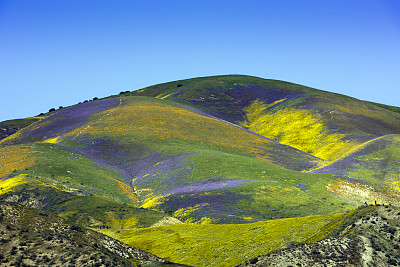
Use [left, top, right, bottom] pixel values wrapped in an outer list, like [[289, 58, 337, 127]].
[[0, 201, 186, 266], [238, 205, 400, 267]]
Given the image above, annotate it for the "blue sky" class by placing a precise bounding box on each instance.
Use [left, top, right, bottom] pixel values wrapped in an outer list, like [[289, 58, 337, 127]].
[[0, 0, 400, 122]]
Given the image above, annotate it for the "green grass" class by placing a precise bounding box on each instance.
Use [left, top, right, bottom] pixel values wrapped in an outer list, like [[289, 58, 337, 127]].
[[24, 143, 137, 203], [126, 75, 322, 97], [112, 143, 353, 222], [0, 142, 138, 204], [182, 151, 352, 220], [366, 101, 400, 114], [98, 211, 353, 267]]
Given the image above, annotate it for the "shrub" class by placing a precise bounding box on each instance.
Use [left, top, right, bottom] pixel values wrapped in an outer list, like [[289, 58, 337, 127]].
[[49, 108, 56, 112], [43, 255, 50, 262], [19, 227, 29, 233], [71, 225, 82, 232]]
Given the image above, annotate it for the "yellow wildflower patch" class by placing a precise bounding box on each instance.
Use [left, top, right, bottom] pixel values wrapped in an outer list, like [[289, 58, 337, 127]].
[[0, 175, 26, 194], [140, 194, 170, 209], [243, 107, 355, 161], [242, 98, 286, 127], [106, 176, 138, 204], [43, 137, 59, 144], [173, 203, 210, 218], [199, 217, 216, 224], [0, 145, 35, 179], [158, 93, 175, 100]]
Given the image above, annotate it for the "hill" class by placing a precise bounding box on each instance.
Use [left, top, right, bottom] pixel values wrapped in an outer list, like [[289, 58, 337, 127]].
[[127, 75, 400, 161], [0, 74, 400, 266], [0, 97, 350, 224]]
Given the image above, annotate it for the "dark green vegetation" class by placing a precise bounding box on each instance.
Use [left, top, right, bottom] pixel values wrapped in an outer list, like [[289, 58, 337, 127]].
[[0, 201, 184, 266], [1, 74, 399, 266]]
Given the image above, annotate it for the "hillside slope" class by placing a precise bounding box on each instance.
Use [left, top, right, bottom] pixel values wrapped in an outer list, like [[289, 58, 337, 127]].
[[312, 134, 400, 205], [0, 97, 352, 224], [128, 75, 400, 161], [1, 75, 400, 224], [98, 211, 353, 266], [0, 117, 45, 141]]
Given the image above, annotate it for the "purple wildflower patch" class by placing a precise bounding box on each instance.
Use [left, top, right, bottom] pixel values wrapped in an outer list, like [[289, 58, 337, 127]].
[[61, 137, 198, 194], [158, 191, 253, 223], [227, 85, 305, 109], [178, 85, 305, 124], [171, 91, 187, 97], [9, 99, 120, 144], [163, 177, 252, 195]]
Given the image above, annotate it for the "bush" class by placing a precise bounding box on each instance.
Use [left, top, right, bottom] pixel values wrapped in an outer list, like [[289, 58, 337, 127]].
[[49, 108, 56, 112], [43, 255, 50, 262], [19, 227, 29, 233], [71, 225, 82, 232]]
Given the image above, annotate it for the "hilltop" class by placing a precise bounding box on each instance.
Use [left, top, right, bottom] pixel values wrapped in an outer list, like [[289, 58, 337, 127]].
[[127, 75, 400, 161]]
